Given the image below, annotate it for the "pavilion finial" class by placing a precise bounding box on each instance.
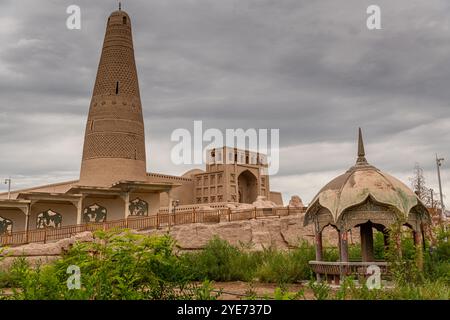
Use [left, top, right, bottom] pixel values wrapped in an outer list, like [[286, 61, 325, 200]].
[[119, 2, 122, 11], [356, 127, 368, 165]]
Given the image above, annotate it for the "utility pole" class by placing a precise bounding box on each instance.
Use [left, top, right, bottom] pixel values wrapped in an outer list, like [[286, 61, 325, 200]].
[[4, 177, 11, 200], [436, 155, 447, 224], [430, 189, 434, 209]]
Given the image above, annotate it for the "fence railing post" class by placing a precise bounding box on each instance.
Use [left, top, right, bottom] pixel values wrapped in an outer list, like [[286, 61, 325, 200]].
[[168, 213, 172, 231], [43, 227, 47, 244], [193, 208, 196, 223], [157, 213, 160, 229], [253, 207, 257, 220]]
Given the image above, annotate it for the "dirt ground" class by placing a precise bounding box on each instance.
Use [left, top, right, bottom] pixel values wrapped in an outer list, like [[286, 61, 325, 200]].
[[211, 281, 316, 300], [1, 282, 319, 300]]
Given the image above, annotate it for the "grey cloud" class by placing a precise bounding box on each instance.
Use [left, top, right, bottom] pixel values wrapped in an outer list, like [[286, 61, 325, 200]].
[[0, 0, 449, 206]]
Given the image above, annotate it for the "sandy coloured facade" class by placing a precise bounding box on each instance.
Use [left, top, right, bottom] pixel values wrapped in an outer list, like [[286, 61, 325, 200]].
[[0, 9, 283, 235]]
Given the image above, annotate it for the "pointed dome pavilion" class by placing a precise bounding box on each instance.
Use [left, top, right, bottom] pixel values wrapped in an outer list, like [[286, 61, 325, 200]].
[[304, 128, 431, 267]]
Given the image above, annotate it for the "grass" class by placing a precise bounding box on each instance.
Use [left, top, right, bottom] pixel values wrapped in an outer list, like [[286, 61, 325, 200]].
[[181, 237, 315, 284], [0, 228, 448, 300]]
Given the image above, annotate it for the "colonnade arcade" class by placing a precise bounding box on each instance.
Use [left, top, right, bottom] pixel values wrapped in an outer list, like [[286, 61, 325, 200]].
[[0, 182, 174, 234]]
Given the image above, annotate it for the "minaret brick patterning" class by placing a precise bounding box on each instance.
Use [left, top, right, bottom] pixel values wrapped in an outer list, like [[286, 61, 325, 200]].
[[79, 9, 147, 186]]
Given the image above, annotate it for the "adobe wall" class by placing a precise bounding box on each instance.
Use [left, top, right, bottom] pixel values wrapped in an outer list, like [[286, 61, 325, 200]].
[[269, 192, 283, 206]]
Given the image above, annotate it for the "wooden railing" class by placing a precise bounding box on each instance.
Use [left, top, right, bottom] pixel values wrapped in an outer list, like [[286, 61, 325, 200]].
[[0, 207, 305, 247]]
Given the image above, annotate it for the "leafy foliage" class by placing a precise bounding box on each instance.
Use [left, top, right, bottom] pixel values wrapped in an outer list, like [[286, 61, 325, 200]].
[[0, 228, 448, 300], [182, 237, 315, 284], [2, 230, 200, 300]]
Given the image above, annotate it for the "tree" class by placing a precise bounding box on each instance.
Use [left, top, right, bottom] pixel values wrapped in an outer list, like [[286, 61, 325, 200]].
[[409, 163, 440, 208]]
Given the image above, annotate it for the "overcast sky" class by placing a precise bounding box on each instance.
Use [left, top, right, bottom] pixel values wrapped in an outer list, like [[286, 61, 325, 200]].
[[0, 0, 449, 207]]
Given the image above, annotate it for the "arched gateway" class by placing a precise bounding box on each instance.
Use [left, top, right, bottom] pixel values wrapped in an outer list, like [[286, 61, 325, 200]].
[[304, 128, 431, 283], [238, 170, 258, 204]]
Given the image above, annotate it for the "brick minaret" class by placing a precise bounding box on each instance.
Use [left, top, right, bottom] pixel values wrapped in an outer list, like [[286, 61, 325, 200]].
[[80, 9, 147, 186]]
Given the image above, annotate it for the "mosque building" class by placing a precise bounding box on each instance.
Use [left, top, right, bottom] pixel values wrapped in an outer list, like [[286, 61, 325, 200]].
[[0, 8, 282, 235]]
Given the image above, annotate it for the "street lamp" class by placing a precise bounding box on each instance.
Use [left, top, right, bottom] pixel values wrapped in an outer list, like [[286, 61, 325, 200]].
[[172, 200, 180, 214], [436, 155, 446, 223], [4, 177, 11, 200]]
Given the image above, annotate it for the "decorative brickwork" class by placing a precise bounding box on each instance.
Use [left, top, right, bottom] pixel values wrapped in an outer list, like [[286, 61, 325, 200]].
[[82, 132, 145, 160], [80, 10, 147, 186]]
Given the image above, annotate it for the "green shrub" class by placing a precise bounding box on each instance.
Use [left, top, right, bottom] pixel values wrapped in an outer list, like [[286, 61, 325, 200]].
[[308, 279, 330, 300], [334, 275, 449, 300], [181, 239, 316, 284], [273, 286, 305, 300], [4, 230, 198, 300], [2, 229, 446, 300], [194, 280, 222, 300], [322, 246, 339, 261], [431, 226, 450, 262], [424, 226, 450, 284], [255, 242, 314, 284], [181, 237, 257, 282], [349, 244, 361, 261], [0, 270, 15, 289], [373, 231, 385, 260], [343, 279, 449, 300]]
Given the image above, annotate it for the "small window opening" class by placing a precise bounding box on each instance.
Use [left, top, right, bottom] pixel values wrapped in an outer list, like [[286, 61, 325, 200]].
[[123, 17, 127, 24], [115, 81, 119, 95]]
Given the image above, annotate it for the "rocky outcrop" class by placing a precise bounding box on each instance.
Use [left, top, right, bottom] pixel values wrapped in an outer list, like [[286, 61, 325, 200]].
[[252, 196, 279, 208], [288, 195, 304, 208], [3, 232, 94, 257], [141, 213, 344, 250], [0, 232, 94, 270]]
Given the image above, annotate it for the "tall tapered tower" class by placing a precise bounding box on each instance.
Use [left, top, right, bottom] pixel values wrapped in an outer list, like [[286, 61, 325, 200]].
[[79, 9, 147, 186]]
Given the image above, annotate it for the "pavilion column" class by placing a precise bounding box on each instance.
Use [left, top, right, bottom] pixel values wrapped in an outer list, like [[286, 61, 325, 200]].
[[314, 222, 323, 261], [413, 228, 424, 271], [24, 204, 30, 243], [339, 229, 349, 262], [124, 191, 130, 219], [76, 197, 84, 225], [360, 222, 374, 262], [167, 190, 174, 214]]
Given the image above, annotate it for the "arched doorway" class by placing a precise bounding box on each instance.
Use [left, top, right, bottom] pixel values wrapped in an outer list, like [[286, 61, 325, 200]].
[[238, 170, 258, 204]]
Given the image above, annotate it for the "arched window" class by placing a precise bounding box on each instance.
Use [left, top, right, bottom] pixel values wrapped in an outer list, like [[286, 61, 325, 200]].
[[0, 216, 13, 235], [129, 198, 148, 216], [36, 210, 62, 229], [123, 17, 127, 24], [83, 204, 107, 223]]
